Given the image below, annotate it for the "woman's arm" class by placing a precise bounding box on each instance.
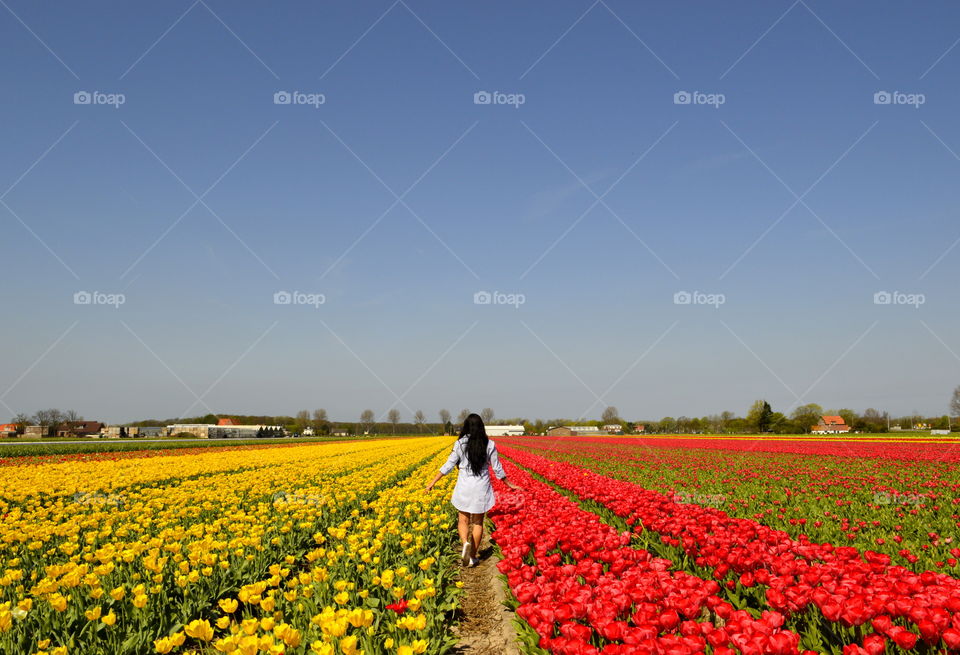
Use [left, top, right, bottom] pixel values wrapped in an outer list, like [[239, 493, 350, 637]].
[[425, 470, 444, 491], [489, 443, 521, 490], [426, 441, 460, 491]]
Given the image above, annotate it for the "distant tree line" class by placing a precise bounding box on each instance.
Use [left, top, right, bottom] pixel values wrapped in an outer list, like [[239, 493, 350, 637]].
[[7, 386, 960, 436]]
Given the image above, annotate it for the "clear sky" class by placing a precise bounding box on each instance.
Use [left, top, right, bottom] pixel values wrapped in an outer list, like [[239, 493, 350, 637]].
[[1, 1, 958, 424]]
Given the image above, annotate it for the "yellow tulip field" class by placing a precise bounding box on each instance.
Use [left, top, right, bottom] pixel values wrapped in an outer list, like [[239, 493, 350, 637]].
[[0, 438, 461, 655]]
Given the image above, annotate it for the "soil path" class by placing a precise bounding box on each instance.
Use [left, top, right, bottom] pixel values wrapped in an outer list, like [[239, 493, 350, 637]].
[[453, 527, 521, 654]]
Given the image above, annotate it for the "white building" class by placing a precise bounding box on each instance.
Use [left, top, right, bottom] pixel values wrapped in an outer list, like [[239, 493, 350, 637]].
[[485, 424, 525, 436], [567, 425, 602, 435]]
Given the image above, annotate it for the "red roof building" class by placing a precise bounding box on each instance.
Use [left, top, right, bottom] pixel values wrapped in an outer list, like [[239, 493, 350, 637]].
[[811, 415, 851, 434], [218, 418, 237, 426]]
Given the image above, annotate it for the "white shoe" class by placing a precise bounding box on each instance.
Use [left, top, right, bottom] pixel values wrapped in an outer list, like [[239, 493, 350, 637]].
[[469, 557, 479, 567], [460, 542, 471, 566]]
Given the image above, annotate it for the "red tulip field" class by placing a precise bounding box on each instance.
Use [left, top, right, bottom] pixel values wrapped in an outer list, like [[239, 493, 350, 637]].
[[489, 435, 960, 655]]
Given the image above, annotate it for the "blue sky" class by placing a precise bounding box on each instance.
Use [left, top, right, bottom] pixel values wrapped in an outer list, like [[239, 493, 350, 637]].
[[1, 1, 958, 424]]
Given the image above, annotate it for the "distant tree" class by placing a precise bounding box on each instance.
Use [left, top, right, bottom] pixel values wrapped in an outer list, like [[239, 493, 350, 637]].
[[746, 400, 774, 433], [659, 417, 677, 433], [13, 413, 29, 433], [32, 409, 66, 434], [63, 409, 82, 423], [834, 408, 859, 429], [444, 420, 454, 435], [387, 408, 401, 433], [719, 411, 735, 432], [790, 403, 824, 433], [857, 407, 887, 432], [951, 386, 960, 417], [480, 407, 495, 424], [457, 409, 470, 424], [769, 412, 788, 433], [312, 409, 328, 431], [295, 410, 310, 432], [439, 409, 451, 426], [414, 410, 426, 432], [360, 409, 375, 434], [601, 406, 620, 424]]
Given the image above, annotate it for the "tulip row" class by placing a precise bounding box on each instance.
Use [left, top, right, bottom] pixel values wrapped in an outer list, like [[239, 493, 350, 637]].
[[500, 446, 960, 654], [487, 461, 807, 655], [502, 436, 960, 575], [0, 437, 459, 655]]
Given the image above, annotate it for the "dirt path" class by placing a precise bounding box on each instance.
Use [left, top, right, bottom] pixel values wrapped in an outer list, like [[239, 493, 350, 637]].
[[453, 526, 521, 654]]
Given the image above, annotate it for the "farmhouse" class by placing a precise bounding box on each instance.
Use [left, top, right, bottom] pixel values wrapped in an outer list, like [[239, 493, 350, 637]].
[[24, 425, 50, 437], [603, 424, 623, 434], [485, 424, 524, 437], [810, 415, 851, 434], [0, 423, 18, 437], [57, 421, 105, 438]]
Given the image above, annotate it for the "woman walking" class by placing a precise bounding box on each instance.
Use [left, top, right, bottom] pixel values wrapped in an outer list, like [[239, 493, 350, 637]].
[[425, 413, 520, 567]]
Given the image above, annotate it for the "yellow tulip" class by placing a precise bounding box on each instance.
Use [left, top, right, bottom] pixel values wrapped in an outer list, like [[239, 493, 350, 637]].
[[48, 594, 67, 612], [218, 598, 238, 613], [184, 619, 213, 641]]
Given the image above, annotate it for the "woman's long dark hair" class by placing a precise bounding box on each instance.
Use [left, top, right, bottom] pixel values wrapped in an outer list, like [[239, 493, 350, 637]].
[[459, 413, 489, 476]]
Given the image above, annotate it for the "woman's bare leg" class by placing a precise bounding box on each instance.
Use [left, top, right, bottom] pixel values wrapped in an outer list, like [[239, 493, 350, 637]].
[[457, 511, 470, 547], [469, 513, 484, 558]]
